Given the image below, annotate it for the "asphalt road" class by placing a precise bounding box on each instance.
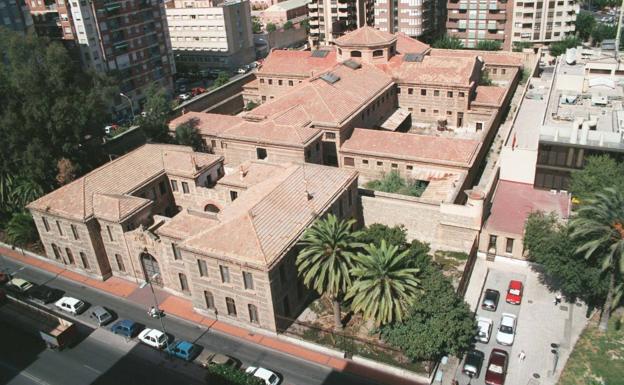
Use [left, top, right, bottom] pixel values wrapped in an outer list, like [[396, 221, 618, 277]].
[[0, 254, 382, 385]]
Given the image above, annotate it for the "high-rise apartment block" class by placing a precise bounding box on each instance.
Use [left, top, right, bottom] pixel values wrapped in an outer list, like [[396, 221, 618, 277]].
[[307, 0, 374, 47], [446, 0, 578, 50], [25, 0, 175, 118], [1, 0, 33, 34], [165, 0, 255, 71], [374, 0, 446, 39]]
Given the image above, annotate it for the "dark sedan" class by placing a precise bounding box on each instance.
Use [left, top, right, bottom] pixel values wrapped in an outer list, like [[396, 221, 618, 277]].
[[28, 285, 63, 305], [481, 289, 500, 311], [485, 348, 508, 385]]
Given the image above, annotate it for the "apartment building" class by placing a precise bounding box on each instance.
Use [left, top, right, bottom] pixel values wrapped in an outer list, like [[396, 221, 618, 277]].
[[307, 0, 374, 47], [28, 143, 359, 332], [25, 0, 175, 119], [1, 0, 33, 34], [374, 0, 447, 39], [510, 0, 578, 46], [165, 0, 254, 71]]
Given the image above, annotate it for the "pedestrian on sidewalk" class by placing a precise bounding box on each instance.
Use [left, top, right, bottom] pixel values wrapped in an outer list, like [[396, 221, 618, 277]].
[[554, 293, 562, 306], [518, 350, 526, 361]]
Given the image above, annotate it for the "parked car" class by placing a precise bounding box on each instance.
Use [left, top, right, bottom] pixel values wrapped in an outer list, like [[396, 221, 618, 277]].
[[477, 317, 493, 343], [245, 366, 280, 385], [496, 313, 517, 346], [111, 319, 140, 338], [28, 285, 62, 305], [505, 280, 523, 305], [166, 340, 200, 361], [104, 124, 119, 135], [7, 278, 35, 294], [191, 87, 206, 96], [462, 349, 485, 378], [481, 289, 500, 311], [178, 92, 192, 101], [89, 306, 114, 326], [195, 350, 239, 368], [138, 328, 168, 349], [485, 348, 509, 385], [55, 296, 87, 315]]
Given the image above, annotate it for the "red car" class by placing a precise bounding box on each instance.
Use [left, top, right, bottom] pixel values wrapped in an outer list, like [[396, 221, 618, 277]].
[[485, 348, 508, 385], [505, 280, 523, 305], [191, 87, 206, 96]]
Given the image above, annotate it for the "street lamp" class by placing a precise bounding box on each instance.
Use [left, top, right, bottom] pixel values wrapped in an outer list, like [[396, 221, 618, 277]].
[[119, 92, 136, 121], [140, 273, 169, 351]]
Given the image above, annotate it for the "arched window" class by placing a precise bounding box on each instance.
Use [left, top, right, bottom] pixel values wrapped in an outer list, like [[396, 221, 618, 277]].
[[248, 304, 259, 323], [373, 49, 384, 57], [226, 297, 237, 316], [350, 50, 362, 58]]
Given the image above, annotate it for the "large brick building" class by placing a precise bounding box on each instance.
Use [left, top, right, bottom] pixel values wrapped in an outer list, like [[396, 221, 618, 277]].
[[28, 144, 358, 331]]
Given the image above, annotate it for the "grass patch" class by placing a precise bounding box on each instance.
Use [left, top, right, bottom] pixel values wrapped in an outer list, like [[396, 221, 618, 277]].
[[365, 171, 429, 198], [559, 315, 624, 385]]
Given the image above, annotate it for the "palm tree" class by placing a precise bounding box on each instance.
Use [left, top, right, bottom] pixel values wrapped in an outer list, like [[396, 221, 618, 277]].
[[296, 214, 361, 330], [346, 240, 421, 327], [570, 188, 624, 332], [6, 212, 38, 247]]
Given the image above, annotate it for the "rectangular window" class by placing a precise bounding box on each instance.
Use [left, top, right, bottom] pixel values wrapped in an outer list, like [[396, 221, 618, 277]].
[[106, 225, 114, 241], [447, 91, 453, 98], [248, 304, 259, 323], [80, 252, 89, 269], [268, 79, 273, 85], [230, 190, 238, 201], [243, 272, 254, 290], [420, 108, 426, 113], [182, 182, 190, 194], [198, 259, 208, 277], [220, 265, 230, 283], [226, 297, 237, 316], [278, 79, 283, 85], [115, 254, 125, 272], [43, 217, 50, 232], [256, 148, 267, 160], [505, 238, 514, 254], [377, 161, 383, 166], [434, 90, 440, 96], [420, 89, 426, 96], [71, 224, 79, 240], [288, 80, 293, 86], [501, 69, 506, 75], [391, 163, 398, 168], [172, 243, 182, 260], [362, 159, 369, 164], [408, 88, 413, 95], [459, 92, 465, 98], [343, 157, 354, 166], [204, 290, 215, 309], [406, 165, 413, 170], [56, 221, 63, 236], [52, 244, 62, 260], [159, 181, 166, 195], [488, 234, 497, 250], [171, 180, 178, 192], [179, 273, 189, 291], [325, 132, 336, 140]]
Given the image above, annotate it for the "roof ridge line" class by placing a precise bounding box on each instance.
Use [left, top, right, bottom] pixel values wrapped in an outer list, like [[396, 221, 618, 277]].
[[311, 82, 339, 122]]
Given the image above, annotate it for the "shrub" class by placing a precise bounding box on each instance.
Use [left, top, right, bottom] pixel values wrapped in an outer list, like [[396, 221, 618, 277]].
[[205, 364, 264, 385], [365, 171, 428, 197]]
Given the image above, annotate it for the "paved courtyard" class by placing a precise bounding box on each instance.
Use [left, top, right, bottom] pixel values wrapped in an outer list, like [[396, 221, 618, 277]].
[[453, 257, 589, 385]]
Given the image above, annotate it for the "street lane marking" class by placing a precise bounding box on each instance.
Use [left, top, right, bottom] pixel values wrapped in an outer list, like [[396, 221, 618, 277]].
[[0, 361, 51, 385], [83, 364, 102, 374]]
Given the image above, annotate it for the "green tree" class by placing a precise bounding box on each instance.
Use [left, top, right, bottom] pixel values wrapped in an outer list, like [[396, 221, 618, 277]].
[[136, 84, 172, 143], [479, 71, 493, 86], [174, 118, 203, 151], [575, 11, 596, 41], [549, 36, 581, 56], [524, 212, 606, 307], [359, 224, 408, 249], [380, 266, 476, 361], [0, 29, 112, 216], [513, 41, 533, 52], [296, 214, 362, 329], [283, 21, 293, 30], [266, 23, 277, 33], [301, 19, 310, 33], [214, 71, 230, 88], [365, 171, 428, 197], [591, 24, 617, 45], [569, 155, 624, 203], [252, 16, 262, 34], [432, 35, 464, 49], [570, 188, 624, 332], [6, 212, 38, 247], [346, 240, 421, 326], [476, 40, 502, 51]]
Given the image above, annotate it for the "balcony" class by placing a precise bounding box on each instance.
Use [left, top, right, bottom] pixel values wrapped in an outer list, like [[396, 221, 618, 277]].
[[447, 2, 461, 9], [459, 2, 468, 10], [487, 12, 507, 20], [308, 2, 318, 9], [487, 21, 498, 29], [309, 10, 319, 17]]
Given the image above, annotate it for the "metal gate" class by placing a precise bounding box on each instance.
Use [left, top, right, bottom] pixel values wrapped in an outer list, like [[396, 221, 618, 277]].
[[140, 253, 163, 286]]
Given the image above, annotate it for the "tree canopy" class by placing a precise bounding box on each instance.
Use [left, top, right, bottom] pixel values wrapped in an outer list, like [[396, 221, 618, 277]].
[[549, 36, 581, 57], [591, 24, 617, 45], [569, 155, 624, 203], [575, 11, 596, 41], [476, 40, 502, 51], [432, 35, 464, 49], [175, 118, 203, 151], [136, 84, 172, 143], [358, 223, 408, 249]]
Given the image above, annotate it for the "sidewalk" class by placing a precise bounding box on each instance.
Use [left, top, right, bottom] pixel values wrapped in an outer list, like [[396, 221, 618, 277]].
[[0, 245, 425, 385]]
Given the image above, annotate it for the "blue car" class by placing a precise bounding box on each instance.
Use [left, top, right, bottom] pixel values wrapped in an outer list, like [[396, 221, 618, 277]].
[[166, 340, 200, 361], [111, 319, 139, 338]]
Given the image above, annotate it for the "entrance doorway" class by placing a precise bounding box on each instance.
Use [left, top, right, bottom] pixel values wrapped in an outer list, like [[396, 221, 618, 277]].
[[140, 253, 163, 286]]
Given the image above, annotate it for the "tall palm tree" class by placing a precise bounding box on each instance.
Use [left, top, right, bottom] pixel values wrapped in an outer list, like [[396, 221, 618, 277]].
[[6, 212, 38, 247], [346, 240, 421, 327], [296, 214, 361, 330], [570, 188, 624, 332]]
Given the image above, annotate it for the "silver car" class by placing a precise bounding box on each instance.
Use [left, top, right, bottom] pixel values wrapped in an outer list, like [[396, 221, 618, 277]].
[[89, 305, 113, 326]]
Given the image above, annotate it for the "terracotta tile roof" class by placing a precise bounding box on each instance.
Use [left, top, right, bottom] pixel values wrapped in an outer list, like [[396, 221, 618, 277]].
[[334, 26, 396, 46], [157, 209, 219, 240], [28, 144, 223, 221], [258, 49, 337, 77], [395, 33, 430, 55], [220, 119, 321, 147], [389, 55, 477, 86], [92, 194, 152, 223], [341, 128, 481, 168], [429, 49, 524, 67], [183, 163, 358, 266], [168, 112, 242, 137], [484, 180, 570, 235], [248, 62, 393, 126], [218, 161, 291, 189], [473, 86, 507, 106]]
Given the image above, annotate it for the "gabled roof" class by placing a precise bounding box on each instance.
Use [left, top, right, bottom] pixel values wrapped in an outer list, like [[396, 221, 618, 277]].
[[183, 163, 358, 266], [258, 49, 337, 77], [341, 128, 481, 168], [389, 55, 478, 86], [168, 112, 242, 137], [334, 26, 396, 47], [395, 33, 431, 55], [220, 119, 321, 147], [473, 86, 507, 107], [92, 194, 151, 222], [28, 144, 223, 221], [429, 49, 524, 67]]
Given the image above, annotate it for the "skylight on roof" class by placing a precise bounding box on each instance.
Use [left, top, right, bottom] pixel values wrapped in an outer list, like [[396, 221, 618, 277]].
[[311, 50, 330, 58], [342, 60, 361, 70], [320, 72, 340, 84], [404, 53, 425, 62]]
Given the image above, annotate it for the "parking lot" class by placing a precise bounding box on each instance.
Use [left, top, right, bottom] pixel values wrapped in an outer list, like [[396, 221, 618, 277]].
[[454, 258, 589, 385]]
